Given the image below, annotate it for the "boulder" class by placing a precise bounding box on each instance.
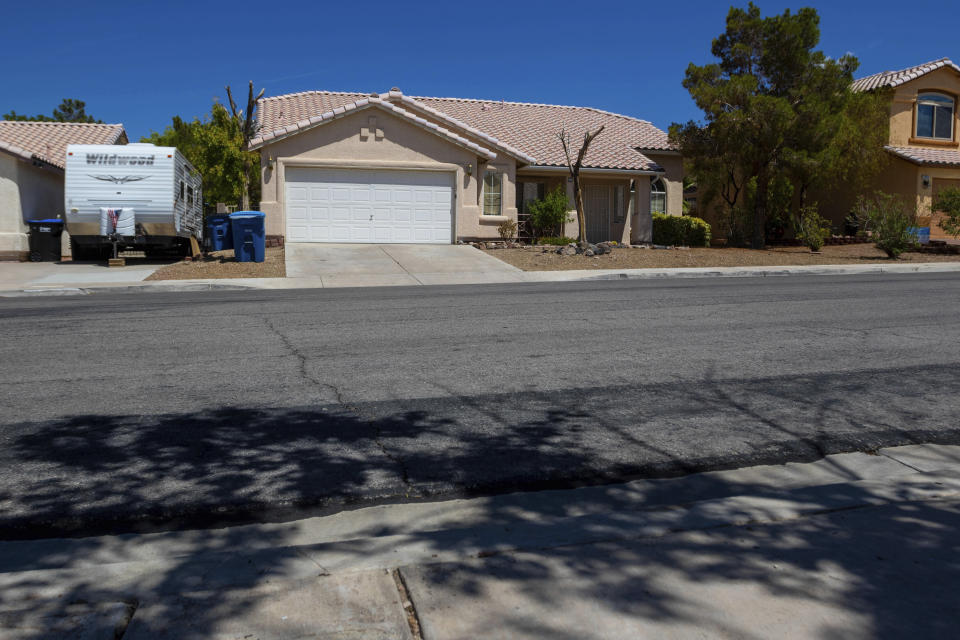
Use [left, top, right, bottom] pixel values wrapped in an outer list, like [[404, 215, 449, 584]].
[[584, 249, 595, 257]]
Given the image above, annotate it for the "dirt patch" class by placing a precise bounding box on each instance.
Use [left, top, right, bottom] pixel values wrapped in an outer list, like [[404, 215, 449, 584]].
[[146, 247, 286, 280], [486, 244, 960, 271]]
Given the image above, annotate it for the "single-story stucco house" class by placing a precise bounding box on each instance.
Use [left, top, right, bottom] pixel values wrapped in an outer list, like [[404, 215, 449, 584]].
[[250, 88, 681, 245], [0, 121, 128, 260]]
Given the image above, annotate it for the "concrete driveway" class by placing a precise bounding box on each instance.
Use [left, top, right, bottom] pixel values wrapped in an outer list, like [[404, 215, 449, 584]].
[[284, 243, 524, 287]]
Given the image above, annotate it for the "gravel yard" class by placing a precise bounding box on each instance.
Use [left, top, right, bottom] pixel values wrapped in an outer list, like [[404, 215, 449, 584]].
[[486, 244, 960, 271], [146, 247, 286, 280]]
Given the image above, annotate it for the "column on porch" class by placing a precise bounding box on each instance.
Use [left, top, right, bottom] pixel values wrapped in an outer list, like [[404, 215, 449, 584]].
[[630, 175, 653, 244]]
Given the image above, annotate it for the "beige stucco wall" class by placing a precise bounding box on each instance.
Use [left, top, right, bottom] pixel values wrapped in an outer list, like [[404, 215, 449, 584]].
[[0, 153, 67, 258], [646, 152, 684, 217], [257, 105, 518, 241], [817, 69, 960, 231], [888, 68, 960, 148]]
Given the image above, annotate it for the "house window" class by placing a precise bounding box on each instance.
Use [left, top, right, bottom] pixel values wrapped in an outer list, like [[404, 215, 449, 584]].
[[650, 177, 666, 214], [916, 93, 955, 140], [613, 184, 626, 223], [483, 170, 502, 216]]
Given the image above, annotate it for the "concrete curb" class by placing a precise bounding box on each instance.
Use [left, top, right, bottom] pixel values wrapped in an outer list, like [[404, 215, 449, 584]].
[[0, 282, 255, 297], [2, 262, 960, 296], [577, 262, 960, 281]]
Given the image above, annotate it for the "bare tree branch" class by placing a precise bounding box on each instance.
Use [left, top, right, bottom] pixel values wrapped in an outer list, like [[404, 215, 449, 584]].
[[558, 125, 604, 245], [225, 82, 265, 210]]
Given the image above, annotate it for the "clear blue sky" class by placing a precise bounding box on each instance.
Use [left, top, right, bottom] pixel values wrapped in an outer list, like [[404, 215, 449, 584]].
[[1, 0, 956, 141]]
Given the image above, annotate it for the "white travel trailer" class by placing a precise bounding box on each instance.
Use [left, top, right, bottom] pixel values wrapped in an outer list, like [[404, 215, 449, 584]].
[[64, 143, 203, 259]]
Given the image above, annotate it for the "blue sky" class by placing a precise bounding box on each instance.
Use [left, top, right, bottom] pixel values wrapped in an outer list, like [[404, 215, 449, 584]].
[[1, 1, 957, 141]]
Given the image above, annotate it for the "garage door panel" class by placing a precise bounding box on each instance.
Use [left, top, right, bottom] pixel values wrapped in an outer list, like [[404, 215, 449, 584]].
[[309, 186, 330, 201], [285, 168, 453, 244], [308, 206, 329, 222]]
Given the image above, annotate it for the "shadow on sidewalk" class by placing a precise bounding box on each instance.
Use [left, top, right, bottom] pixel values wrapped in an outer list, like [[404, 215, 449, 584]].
[[1, 365, 959, 637]]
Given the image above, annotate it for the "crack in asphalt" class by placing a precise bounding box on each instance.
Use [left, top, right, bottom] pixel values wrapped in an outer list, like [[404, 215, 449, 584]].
[[263, 317, 415, 491], [263, 317, 338, 401]]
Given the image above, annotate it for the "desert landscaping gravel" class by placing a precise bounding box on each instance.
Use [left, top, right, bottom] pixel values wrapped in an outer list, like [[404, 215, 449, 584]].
[[147, 247, 286, 280], [488, 244, 960, 271]]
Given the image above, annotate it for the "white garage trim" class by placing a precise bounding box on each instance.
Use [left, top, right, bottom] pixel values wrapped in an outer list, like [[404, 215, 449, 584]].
[[284, 165, 457, 244]]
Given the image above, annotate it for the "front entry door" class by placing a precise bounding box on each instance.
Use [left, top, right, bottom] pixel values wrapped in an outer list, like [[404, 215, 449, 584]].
[[584, 184, 611, 243]]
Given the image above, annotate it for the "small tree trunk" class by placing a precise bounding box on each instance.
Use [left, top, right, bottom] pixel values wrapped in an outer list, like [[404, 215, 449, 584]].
[[559, 125, 604, 247], [574, 177, 587, 243], [752, 168, 770, 249], [240, 160, 250, 210]]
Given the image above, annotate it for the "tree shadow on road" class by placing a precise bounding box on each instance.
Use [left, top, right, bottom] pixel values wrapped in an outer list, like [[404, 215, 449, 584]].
[[1, 363, 959, 637]]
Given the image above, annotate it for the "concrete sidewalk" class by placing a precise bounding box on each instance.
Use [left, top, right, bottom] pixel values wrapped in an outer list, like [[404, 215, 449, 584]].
[[1, 444, 958, 639], [4, 259, 960, 297]]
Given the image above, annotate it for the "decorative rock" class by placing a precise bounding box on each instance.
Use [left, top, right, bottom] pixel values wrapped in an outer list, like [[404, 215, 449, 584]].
[[584, 249, 595, 257], [559, 245, 577, 256]]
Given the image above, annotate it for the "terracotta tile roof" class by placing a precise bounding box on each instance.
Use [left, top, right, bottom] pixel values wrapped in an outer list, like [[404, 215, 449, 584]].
[[248, 93, 498, 160], [885, 145, 960, 167], [255, 89, 672, 171], [852, 58, 960, 92], [0, 121, 127, 170]]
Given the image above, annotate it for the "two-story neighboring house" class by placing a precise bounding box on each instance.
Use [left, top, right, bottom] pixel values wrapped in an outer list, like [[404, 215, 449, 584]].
[[843, 58, 960, 242]]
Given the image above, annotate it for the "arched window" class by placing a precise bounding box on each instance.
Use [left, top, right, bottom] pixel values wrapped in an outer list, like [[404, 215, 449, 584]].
[[650, 177, 666, 214], [916, 93, 955, 140]]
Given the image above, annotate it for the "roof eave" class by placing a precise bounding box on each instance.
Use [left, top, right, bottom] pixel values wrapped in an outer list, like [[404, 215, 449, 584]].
[[522, 164, 664, 175], [391, 94, 538, 165], [0, 140, 65, 171], [248, 99, 497, 160]]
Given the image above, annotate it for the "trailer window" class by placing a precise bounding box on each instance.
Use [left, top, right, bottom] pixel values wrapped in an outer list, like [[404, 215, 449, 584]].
[[179, 180, 185, 201], [187, 185, 194, 207]]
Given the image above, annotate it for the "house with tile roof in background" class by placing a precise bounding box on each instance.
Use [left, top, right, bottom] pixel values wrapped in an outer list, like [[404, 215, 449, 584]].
[[0, 121, 128, 260], [251, 88, 681, 246], [820, 58, 960, 241]]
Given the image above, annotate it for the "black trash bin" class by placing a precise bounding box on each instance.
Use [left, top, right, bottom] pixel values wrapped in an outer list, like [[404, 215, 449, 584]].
[[27, 219, 64, 262]]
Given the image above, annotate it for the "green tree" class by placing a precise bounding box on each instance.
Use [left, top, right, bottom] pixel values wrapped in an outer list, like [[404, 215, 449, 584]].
[[933, 186, 960, 238], [225, 82, 265, 211], [670, 3, 888, 249], [143, 101, 260, 210], [4, 98, 102, 123]]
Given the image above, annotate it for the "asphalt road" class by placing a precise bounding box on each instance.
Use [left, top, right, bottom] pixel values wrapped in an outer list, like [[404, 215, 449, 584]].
[[2, 273, 960, 537]]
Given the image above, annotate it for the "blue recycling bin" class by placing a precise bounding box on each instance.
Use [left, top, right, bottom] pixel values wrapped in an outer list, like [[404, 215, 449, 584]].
[[206, 215, 232, 251], [908, 226, 930, 245], [229, 211, 266, 263]]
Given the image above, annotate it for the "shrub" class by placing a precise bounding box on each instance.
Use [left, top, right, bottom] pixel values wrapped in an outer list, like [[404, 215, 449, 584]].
[[497, 218, 517, 241], [652, 213, 712, 247], [794, 205, 831, 252], [851, 191, 917, 259], [528, 185, 573, 240], [721, 206, 753, 247], [538, 236, 577, 246], [933, 186, 960, 238]]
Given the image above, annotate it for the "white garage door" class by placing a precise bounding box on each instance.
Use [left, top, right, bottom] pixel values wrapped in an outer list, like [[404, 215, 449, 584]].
[[284, 167, 454, 243]]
